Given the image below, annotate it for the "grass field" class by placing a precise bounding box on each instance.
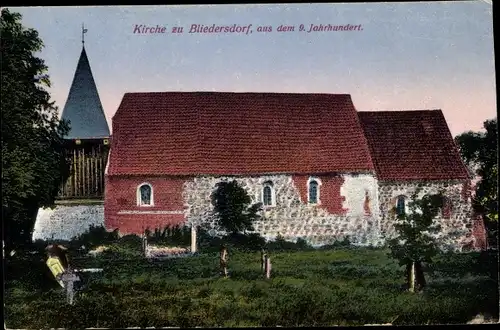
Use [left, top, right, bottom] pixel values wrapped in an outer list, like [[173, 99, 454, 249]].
[[4, 237, 499, 328]]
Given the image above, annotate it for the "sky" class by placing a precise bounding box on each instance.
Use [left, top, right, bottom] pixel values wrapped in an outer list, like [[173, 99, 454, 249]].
[[9, 2, 496, 137]]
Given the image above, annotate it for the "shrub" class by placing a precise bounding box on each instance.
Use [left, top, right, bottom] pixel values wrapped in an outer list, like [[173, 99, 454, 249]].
[[319, 237, 351, 250], [116, 234, 143, 249], [295, 238, 313, 250], [222, 232, 266, 251], [72, 225, 119, 250], [145, 225, 191, 247], [265, 233, 313, 252]]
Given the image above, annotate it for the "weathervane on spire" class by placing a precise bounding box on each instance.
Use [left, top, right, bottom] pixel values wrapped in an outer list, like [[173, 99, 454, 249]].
[[82, 23, 88, 45]]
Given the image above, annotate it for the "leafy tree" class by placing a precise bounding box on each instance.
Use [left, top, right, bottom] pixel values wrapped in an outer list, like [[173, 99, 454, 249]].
[[455, 118, 498, 246], [1, 9, 70, 252], [388, 189, 444, 292], [211, 180, 262, 234]]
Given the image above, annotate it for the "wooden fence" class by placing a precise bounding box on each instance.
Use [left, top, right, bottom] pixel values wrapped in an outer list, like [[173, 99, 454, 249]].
[[58, 142, 108, 199]]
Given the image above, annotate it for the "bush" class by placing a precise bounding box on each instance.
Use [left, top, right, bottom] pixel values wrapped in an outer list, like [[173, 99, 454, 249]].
[[145, 225, 191, 247], [319, 237, 352, 250], [223, 232, 266, 251], [265, 233, 313, 252], [115, 234, 143, 251], [196, 228, 225, 252], [196, 231, 317, 252], [72, 225, 119, 250]]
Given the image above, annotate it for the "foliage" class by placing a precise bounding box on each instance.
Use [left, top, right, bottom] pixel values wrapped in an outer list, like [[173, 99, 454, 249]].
[[223, 232, 267, 251], [211, 180, 263, 234], [5, 246, 498, 327], [319, 237, 352, 249], [1, 9, 70, 251], [388, 189, 444, 266], [265, 233, 313, 252], [72, 225, 120, 250], [387, 189, 445, 291], [455, 118, 498, 245], [145, 225, 191, 246]]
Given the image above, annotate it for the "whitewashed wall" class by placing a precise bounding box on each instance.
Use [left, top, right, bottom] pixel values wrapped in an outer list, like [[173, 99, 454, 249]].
[[377, 180, 474, 251], [32, 205, 105, 241], [183, 174, 383, 246]]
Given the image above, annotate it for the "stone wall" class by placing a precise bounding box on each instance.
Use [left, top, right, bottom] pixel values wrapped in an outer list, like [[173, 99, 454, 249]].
[[377, 180, 474, 251], [34, 176, 479, 250], [183, 173, 383, 246], [32, 204, 104, 241]]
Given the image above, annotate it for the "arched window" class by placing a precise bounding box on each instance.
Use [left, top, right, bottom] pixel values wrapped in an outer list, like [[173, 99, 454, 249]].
[[137, 183, 154, 206], [262, 181, 275, 207], [307, 177, 322, 204], [396, 195, 406, 216]]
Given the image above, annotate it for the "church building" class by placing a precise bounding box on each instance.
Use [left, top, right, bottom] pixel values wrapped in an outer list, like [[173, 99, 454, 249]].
[[32, 30, 486, 251], [104, 92, 485, 250]]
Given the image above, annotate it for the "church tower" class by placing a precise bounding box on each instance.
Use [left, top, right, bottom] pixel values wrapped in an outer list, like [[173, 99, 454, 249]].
[[33, 26, 110, 241], [58, 26, 110, 200]]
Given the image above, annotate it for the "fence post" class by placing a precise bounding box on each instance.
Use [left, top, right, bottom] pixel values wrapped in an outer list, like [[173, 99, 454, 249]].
[[191, 225, 197, 253], [220, 245, 228, 278], [265, 254, 271, 279], [261, 249, 266, 273], [142, 234, 148, 257]]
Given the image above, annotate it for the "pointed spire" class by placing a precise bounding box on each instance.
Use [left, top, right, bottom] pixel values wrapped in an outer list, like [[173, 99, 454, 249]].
[[61, 35, 110, 140]]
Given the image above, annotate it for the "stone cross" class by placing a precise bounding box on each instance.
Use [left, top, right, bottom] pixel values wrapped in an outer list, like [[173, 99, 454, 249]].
[[61, 272, 80, 305], [264, 254, 272, 279], [191, 225, 197, 253]]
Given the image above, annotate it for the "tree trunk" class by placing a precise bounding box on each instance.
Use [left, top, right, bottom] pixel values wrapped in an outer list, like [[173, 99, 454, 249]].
[[415, 261, 426, 290], [409, 262, 416, 292], [406, 261, 426, 292], [220, 246, 228, 278]]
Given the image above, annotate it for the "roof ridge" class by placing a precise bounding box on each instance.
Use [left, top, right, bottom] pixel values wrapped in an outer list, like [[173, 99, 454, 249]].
[[358, 109, 443, 113], [122, 91, 353, 96]]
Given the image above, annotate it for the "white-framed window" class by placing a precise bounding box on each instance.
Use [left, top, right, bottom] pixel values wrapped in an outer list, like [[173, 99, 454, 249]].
[[307, 177, 322, 205], [137, 183, 154, 206], [262, 181, 276, 207]]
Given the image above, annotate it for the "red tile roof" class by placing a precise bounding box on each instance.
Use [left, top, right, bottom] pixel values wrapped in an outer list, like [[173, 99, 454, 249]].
[[358, 110, 470, 181], [108, 92, 375, 176]]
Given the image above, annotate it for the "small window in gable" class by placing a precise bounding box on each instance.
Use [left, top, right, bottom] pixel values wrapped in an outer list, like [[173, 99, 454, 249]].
[[137, 183, 154, 206], [262, 181, 275, 207], [307, 177, 322, 205], [396, 195, 406, 216]]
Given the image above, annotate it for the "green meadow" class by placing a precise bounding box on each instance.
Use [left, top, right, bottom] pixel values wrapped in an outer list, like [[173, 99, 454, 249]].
[[4, 234, 498, 328]]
